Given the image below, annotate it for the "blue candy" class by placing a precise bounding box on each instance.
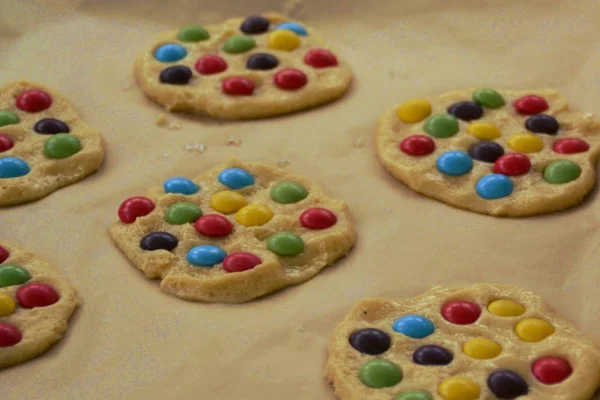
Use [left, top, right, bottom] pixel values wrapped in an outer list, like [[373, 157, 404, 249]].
[[163, 177, 199, 195], [0, 157, 30, 178], [186, 245, 227, 267], [154, 43, 187, 62], [436, 150, 473, 176], [275, 22, 308, 36], [218, 168, 255, 189], [476, 174, 513, 199], [392, 314, 435, 339]]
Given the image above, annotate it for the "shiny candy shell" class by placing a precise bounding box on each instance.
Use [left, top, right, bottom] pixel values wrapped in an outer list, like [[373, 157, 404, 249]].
[[34, 118, 70, 134], [177, 25, 209, 42], [164, 202, 203, 225], [438, 377, 480, 400], [195, 55, 228, 75], [532, 357, 573, 384], [442, 300, 481, 325], [194, 214, 233, 237], [210, 191, 247, 214], [274, 68, 307, 90], [466, 122, 501, 140], [267, 232, 304, 256], [395, 391, 433, 400], [154, 43, 187, 62], [487, 299, 525, 317], [424, 114, 459, 138], [187, 245, 227, 267], [276, 22, 308, 36], [349, 328, 391, 355], [44, 133, 82, 159], [218, 168, 255, 189], [0, 293, 15, 317], [472, 88, 505, 109], [359, 359, 403, 388], [0, 134, 14, 152], [487, 369, 529, 399], [515, 318, 554, 342], [268, 30, 301, 51], [396, 99, 432, 123], [270, 181, 308, 204], [476, 174, 514, 200], [493, 153, 531, 176], [223, 252, 262, 273], [16, 89, 52, 112], [222, 77, 255, 95], [413, 345, 453, 366], [400, 135, 435, 156], [463, 337, 502, 359], [240, 16, 270, 34], [0, 157, 30, 178], [436, 151, 473, 176], [0, 264, 31, 287], [553, 138, 589, 154], [223, 35, 256, 54], [507, 133, 543, 153], [469, 141, 504, 163], [300, 208, 337, 229], [0, 323, 22, 347], [163, 177, 199, 195], [514, 95, 549, 115], [0, 111, 20, 127], [304, 49, 338, 68], [543, 160, 581, 184], [118, 196, 155, 223], [159, 66, 192, 85], [0, 245, 8, 263], [16, 283, 60, 308], [236, 204, 274, 227], [392, 314, 435, 338], [447, 101, 483, 121], [246, 53, 279, 70], [525, 114, 559, 134], [140, 232, 179, 251]]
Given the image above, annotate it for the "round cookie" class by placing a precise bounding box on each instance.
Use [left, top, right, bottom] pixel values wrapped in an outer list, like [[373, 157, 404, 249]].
[[377, 89, 600, 217], [0, 243, 78, 369], [109, 158, 356, 303], [0, 81, 104, 206], [133, 12, 352, 119], [325, 284, 600, 400]]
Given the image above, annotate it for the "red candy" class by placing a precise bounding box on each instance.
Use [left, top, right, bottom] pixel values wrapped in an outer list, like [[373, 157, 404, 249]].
[[442, 300, 481, 325], [300, 208, 337, 229], [514, 95, 549, 115], [0, 323, 22, 347], [532, 357, 573, 384], [494, 153, 531, 176], [195, 55, 228, 75], [16, 283, 60, 308], [274, 68, 308, 90], [16, 89, 53, 113], [223, 251, 262, 273], [400, 135, 435, 156], [118, 196, 155, 224], [0, 134, 14, 153], [553, 138, 590, 154], [0, 245, 8, 264], [304, 49, 338, 68], [194, 214, 233, 237], [222, 77, 255, 96]]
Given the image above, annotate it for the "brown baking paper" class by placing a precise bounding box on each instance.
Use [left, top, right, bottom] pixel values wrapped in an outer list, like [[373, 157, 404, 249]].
[[2, 0, 600, 398]]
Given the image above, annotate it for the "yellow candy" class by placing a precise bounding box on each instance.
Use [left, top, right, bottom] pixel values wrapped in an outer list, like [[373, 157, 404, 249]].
[[466, 122, 501, 140], [210, 191, 247, 214], [438, 377, 480, 400], [268, 30, 301, 51], [515, 318, 554, 342], [236, 204, 274, 227], [463, 337, 502, 360], [396, 99, 432, 123], [488, 299, 525, 317], [507, 133, 544, 153], [0, 293, 15, 317]]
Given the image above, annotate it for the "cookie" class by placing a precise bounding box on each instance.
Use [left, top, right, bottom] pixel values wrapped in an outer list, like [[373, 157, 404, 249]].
[[376, 89, 600, 217], [133, 12, 352, 119], [0, 243, 78, 369], [0, 81, 104, 206], [109, 158, 356, 303], [325, 284, 600, 400]]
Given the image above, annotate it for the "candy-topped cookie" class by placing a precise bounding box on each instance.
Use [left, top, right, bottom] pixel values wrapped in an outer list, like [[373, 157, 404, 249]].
[[0, 243, 78, 369], [0, 81, 104, 206], [134, 12, 352, 119], [325, 284, 600, 400], [376, 89, 600, 217], [109, 158, 356, 303]]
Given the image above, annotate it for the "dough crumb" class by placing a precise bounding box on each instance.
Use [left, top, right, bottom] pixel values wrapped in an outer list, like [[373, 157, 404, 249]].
[[277, 158, 291, 167], [156, 113, 168, 127], [352, 137, 365, 148], [167, 121, 181, 131], [184, 143, 206, 154], [282, 0, 303, 17], [226, 137, 242, 147]]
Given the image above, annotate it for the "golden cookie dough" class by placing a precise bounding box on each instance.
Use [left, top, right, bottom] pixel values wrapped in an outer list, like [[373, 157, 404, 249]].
[[133, 12, 352, 119], [325, 283, 600, 400], [0, 81, 104, 206], [109, 158, 356, 303], [0, 243, 79, 369], [376, 89, 600, 217]]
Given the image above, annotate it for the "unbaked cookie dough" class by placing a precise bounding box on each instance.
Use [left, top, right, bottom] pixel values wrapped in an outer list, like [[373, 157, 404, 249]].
[[325, 284, 600, 400], [0, 243, 78, 369], [134, 12, 352, 119], [0, 81, 104, 206], [376, 89, 600, 217], [109, 158, 356, 303]]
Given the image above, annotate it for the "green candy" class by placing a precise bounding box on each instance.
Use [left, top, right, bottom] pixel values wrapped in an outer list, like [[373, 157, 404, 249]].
[[178, 25, 210, 42], [223, 35, 256, 54], [44, 133, 82, 159], [165, 202, 203, 224], [473, 88, 505, 109], [0, 111, 20, 127], [543, 160, 581, 184], [359, 359, 402, 388], [0, 265, 31, 287], [395, 391, 433, 400], [423, 114, 459, 138], [270, 181, 308, 204], [267, 232, 304, 256]]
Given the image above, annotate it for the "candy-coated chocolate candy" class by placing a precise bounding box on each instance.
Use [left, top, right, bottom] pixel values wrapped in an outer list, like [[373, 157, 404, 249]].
[[276, 22, 308, 36], [507, 133, 543, 153], [274, 68, 308, 90], [218, 167, 255, 189], [396, 99, 432, 123], [472, 88, 505, 109], [487, 369, 529, 399], [525, 114, 559, 134], [488, 299, 525, 317], [0, 134, 14, 152], [270, 181, 308, 204], [194, 214, 233, 237], [349, 328, 391, 355], [424, 114, 459, 138], [140, 232, 179, 251], [163, 177, 199, 195], [514, 95, 549, 115], [195, 55, 228, 75], [118, 196, 155, 223], [400, 135, 435, 156], [515, 318, 554, 342], [469, 141, 504, 163], [0, 157, 30, 178], [154, 43, 187, 62], [304, 49, 338, 68], [246, 53, 279, 70], [0, 323, 22, 347], [463, 337, 502, 359], [236, 203, 274, 226], [16, 283, 60, 308], [44, 133, 82, 159], [186, 245, 227, 267], [442, 301, 481, 325], [447, 101, 483, 121], [268, 30, 301, 51], [0, 245, 8, 263], [223, 35, 256, 53], [0, 293, 15, 317], [395, 391, 433, 400], [165, 202, 203, 225], [359, 359, 403, 388], [413, 345, 453, 366], [210, 191, 247, 214], [0, 265, 31, 287], [0, 111, 20, 127], [438, 377, 480, 400], [222, 77, 256, 95], [392, 314, 435, 339], [159, 65, 192, 85], [223, 251, 262, 273], [494, 153, 531, 176], [240, 16, 270, 34], [543, 160, 581, 184], [267, 232, 304, 256], [16, 89, 52, 112], [466, 122, 501, 140], [476, 174, 513, 200], [34, 118, 70, 134], [300, 208, 337, 229], [436, 151, 473, 176], [177, 25, 209, 42], [532, 357, 572, 384], [553, 138, 589, 154]]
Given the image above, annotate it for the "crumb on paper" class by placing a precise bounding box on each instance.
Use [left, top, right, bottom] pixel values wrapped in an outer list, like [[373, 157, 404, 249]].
[[352, 137, 365, 148], [226, 137, 242, 147], [184, 143, 206, 154], [121, 76, 135, 91], [583, 112, 595, 120], [282, 0, 303, 17], [167, 121, 182, 131], [277, 158, 291, 167], [156, 114, 168, 127], [162, 152, 169, 158]]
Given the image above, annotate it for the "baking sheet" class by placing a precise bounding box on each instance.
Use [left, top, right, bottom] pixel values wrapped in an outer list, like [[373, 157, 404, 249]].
[[2, 0, 600, 398]]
